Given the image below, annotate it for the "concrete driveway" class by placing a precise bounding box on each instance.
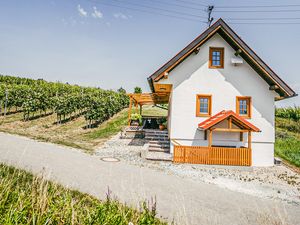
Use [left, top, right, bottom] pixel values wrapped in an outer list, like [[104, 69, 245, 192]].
[[0, 132, 299, 225]]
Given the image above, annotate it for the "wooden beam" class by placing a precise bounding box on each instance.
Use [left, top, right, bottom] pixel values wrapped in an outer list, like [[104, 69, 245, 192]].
[[234, 49, 242, 56], [128, 97, 132, 126], [212, 128, 250, 132], [194, 47, 200, 54], [269, 85, 279, 91], [208, 130, 212, 147], [248, 131, 252, 149], [139, 104, 142, 115], [228, 117, 232, 129], [240, 132, 243, 142]]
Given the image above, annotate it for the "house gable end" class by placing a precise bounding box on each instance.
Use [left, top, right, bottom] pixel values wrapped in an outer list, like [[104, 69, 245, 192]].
[[148, 19, 296, 99]]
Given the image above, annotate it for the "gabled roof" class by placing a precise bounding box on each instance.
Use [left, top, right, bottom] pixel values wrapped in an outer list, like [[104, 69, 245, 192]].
[[198, 110, 261, 132], [147, 18, 296, 99]]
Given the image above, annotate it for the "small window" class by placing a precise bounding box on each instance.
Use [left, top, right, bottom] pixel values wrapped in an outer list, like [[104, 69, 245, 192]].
[[236, 96, 251, 118], [196, 94, 212, 117], [209, 47, 224, 69]]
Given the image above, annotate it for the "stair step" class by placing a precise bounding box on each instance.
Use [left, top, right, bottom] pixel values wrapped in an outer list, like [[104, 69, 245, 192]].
[[145, 152, 173, 162], [149, 140, 170, 145], [145, 133, 168, 136], [149, 146, 170, 153], [149, 143, 170, 148], [144, 129, 168, 134], [145, 137, 169, 141]]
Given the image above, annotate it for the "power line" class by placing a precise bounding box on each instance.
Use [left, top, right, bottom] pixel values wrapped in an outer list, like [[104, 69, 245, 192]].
[[225, 17, 300, 21], [171, 0, 208, 7], [146, 0, 206, 11], [94, 0, 207, 19], [215, 9, 300, 13], [228, 22, 300, 25], [216, 4, 300, 9], [86, 0, 207, 23]]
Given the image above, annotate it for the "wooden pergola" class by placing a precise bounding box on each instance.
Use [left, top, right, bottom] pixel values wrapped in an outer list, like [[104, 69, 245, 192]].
[[127, 84, 172, 126]]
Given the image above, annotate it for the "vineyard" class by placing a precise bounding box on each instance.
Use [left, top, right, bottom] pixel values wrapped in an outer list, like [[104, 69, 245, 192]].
[[0, 75, 129, 128]]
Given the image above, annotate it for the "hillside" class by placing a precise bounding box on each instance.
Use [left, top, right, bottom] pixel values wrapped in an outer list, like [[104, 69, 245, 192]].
[[275, 107, 300, 168]]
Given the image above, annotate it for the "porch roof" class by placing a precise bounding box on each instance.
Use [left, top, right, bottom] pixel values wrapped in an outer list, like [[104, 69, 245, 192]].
[[198, 110, 261, 132], [128, 92, 170, 105]]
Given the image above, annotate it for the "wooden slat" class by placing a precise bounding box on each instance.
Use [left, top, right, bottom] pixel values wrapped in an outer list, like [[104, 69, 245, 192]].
[[174, 146, 251, 166]]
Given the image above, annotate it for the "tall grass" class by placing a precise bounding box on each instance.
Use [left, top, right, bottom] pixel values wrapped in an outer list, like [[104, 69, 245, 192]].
[[0, 164, 166, 225], [275, 108, 300, 167], [275, 106, 300, 122]]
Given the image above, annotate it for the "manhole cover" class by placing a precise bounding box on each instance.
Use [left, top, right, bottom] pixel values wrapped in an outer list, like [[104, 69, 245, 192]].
[[101, 157, 120, 162]]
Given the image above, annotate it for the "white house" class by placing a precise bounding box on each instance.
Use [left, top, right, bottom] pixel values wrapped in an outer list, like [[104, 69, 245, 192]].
[[129, 19, 296, 167]]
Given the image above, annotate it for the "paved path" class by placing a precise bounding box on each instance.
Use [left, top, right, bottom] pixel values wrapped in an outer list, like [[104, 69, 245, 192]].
[[0, 132, 299, 225]]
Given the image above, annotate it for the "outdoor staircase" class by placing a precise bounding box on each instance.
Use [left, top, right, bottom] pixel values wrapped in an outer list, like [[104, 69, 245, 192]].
[[144, 129, 172, 162]]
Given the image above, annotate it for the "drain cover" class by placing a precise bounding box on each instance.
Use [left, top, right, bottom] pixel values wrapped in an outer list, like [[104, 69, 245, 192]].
[[101, 157, 120, 162]]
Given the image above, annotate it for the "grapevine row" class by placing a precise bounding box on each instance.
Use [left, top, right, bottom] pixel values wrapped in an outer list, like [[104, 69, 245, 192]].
[[0, 75, 129, 127]]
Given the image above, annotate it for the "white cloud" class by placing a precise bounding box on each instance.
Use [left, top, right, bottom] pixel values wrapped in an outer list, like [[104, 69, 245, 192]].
[[77, 4, 88, 17], [113, 12, 129, 20], [92, 7, 103, 19]]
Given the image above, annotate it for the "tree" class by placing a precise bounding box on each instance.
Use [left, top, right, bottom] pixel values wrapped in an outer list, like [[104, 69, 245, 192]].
[[117, 87, 126, 94], [134, 87, 142, 94]]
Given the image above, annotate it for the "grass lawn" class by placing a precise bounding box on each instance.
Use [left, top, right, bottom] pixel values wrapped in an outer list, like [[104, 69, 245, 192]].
[[0, 106, 166, 152], [275, 117, 300, 167], [0, 163, 165, 225]]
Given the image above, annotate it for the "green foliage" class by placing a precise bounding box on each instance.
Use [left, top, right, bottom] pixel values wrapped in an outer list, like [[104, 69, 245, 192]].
[[131, 113, 142, 125], [275, 135, 300, 167], [0, 164, 166, 225], [0, 75, 129, 127], [275, 115, 300, 167], [117, 87, 126, 94], [134, 87, 142, 94], [275, 106, 300, 122], [157, 117, 167, 125]]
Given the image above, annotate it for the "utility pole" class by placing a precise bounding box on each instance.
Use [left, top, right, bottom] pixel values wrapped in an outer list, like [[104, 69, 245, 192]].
[[207, 5, 214, 27]]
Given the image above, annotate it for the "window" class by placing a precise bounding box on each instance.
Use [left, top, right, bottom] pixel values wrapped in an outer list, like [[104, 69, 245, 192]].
[[196, 94, 212, 117], [236, 96, 251, 118], [209, 47, 224, 69]]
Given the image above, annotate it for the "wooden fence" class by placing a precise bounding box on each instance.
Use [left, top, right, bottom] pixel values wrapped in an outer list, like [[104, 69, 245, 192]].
[[174, 146, 251, 166]]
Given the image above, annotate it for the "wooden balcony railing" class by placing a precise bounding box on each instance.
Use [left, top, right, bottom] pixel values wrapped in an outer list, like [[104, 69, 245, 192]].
[[174, 145, 252, 166]]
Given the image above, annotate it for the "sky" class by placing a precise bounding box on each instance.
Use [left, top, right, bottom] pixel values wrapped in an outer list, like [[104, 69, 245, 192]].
[[0, 0, 299, 107]]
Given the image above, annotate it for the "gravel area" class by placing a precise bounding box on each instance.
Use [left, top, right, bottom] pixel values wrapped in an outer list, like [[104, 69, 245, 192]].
[[95, 133, 300, 204]]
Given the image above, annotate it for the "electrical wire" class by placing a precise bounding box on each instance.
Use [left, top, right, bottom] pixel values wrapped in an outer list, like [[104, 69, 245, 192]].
[[215, 9, 300, 13], [86, 0, 207, 23], [106, 0, 207, 18], [146, 0, 207, 12], [228, 22, 300, 25], [216, 4, 300, 9], [225, 17, 300, 21], [171, 0, 208, 7]]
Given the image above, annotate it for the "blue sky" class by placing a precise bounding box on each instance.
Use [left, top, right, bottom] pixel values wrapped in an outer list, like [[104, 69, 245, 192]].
[[0, 0, 299, 107]]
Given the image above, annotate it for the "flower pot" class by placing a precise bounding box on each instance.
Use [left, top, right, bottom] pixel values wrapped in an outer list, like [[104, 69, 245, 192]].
[[131, 120, 139, 126], [159, 124, 165, 130]]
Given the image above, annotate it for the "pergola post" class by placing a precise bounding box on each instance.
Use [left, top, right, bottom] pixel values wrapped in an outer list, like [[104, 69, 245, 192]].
[[248, 131, 252, 149], [208, 129, 212, 147], [139, 104, 143, 115], [135, 101, 138, 113], [128, 96, 132, 126]]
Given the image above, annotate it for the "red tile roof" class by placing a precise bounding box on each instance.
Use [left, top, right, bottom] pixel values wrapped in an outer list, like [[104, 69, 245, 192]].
[[198, 110, 260, 132]]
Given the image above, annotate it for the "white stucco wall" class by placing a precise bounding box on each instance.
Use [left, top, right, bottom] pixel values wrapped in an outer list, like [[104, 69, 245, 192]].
[[159, 34, 277, 166]]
